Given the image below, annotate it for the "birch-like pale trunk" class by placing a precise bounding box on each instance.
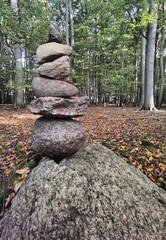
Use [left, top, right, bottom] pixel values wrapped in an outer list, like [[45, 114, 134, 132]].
[[10, 0, 24, 108], [142, 0, 157, 110], [158, 2, 165, 108], [140, 33, 146, 107]]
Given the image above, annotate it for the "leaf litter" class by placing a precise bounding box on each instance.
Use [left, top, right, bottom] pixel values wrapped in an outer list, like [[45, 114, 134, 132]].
[[0, 105, 166, 215]]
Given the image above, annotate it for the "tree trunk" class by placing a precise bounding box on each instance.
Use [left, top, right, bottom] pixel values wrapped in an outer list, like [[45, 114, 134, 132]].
[[65, 0, 69, 45], [140, 33, 146, 107], [14, 45, 24, 107], [69, 0, 74, 47], [68, 0, 75, 83], [10, 0, 24, 108], [142, 0, 157, 110], [157, 2, 165, 108]]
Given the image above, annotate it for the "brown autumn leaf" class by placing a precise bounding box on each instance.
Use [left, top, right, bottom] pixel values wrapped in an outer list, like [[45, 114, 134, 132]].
[[4, 168, 11, 175], [152, 149, 161, 158], [148, 175, 156, 183], [5, 192, 15, 208], [9, 162, 14, 168], [159, 163, 166, 171], [14, 179, 24, 193], [16, 167, 30, 175]]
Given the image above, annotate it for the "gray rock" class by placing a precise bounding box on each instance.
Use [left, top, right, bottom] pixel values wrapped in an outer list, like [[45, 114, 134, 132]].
[[32, 76, 79, 98], [36, 56, 70, 80], [36, 42, 72, 64], [27, 96, 89, 118], [32, 117, 85, 159], [1, 144, 166, 240], [48, 24, 63, 43]]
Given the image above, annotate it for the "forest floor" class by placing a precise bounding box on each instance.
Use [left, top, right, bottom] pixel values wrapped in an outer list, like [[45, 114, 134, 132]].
[[0, 105, 166, 215]]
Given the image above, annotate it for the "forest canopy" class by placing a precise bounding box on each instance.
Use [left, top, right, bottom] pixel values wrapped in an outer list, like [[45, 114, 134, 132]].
[[0, 0, 165, 109]]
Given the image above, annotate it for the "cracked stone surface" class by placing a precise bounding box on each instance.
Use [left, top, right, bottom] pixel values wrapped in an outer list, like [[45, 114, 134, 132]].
[[27, 96, 89, 118]]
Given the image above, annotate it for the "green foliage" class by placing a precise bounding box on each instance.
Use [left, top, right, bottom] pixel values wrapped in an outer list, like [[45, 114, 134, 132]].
[[0, 0, 165, 105]]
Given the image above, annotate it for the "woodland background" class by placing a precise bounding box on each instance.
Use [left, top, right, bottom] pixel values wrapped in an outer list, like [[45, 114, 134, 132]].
[[0, 0, 166, 109], [0, 0, 166, 214]]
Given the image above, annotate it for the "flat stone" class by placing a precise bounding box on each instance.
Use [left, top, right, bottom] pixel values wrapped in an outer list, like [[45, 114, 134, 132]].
[[48, 24, 63, 43], [36, 42, 72, 64], [36, 56, 70, 80], [27, 96, 89, 118], [32, 77, 79, 98], [32, 118, 85, 159]]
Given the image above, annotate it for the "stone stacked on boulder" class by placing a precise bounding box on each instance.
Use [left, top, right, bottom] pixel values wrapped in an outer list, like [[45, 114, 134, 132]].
[[27, 25, 88, 160]]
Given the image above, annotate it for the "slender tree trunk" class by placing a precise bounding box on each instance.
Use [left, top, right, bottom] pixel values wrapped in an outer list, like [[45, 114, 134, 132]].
[[142, 0, 157, 110], [157, 2, 165, 108], [65, 0, 69, 45], [68, 0, 75, 83], [134, 53, 138, 106], [14, 45, 24, 107], [69, 0, 74, 47], [140, 33, 146, 107], [10, 0, 24, 108]]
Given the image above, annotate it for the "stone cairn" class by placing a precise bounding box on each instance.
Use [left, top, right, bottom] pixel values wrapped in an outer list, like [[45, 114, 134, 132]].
[[28, 25, 88, 161]]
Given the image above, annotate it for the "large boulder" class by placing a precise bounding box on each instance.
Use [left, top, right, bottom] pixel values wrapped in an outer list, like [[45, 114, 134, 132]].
[[36, 42, 72, 64], [27, 96, 89, 118], [32, 77, 79, 98], [32, 117, 85, 159], [36, 56, 70, 80], [1, 145, 166, 240]]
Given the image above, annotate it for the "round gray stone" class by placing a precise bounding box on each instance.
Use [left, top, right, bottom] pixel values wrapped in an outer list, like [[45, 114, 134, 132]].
[[32, 117, 85, 159]]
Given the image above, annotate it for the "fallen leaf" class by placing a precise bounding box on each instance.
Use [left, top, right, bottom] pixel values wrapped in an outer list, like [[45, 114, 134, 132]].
[[159, 163, 166, 171], [152, 149, 161, 158], [145, 150, 153, 161], [5, 192, 15, 208], [137, 164, 142, 170], [4, 168, 11, 175], [158, 177, 164, 183], [16, 167, 30, 175], [14, 180, 24, 193]]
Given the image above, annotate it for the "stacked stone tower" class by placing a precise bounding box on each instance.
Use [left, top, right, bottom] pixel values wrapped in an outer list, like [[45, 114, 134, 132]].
[[28, 25, 88, 161]]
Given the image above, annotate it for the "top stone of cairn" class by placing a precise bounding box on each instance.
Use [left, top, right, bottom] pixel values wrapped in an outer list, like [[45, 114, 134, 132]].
[[48, 24, 63, 43]]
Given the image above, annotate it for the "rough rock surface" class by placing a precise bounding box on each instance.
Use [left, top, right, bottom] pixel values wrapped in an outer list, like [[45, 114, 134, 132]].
[[36, 42, 72, 64], [32, 117, 85, 159], [27, 96, 89, 118], [32, 77, 79, 98], [37, 56, 70, 80], [48, 24, 63, 43], [1, 145, 166, 240]]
